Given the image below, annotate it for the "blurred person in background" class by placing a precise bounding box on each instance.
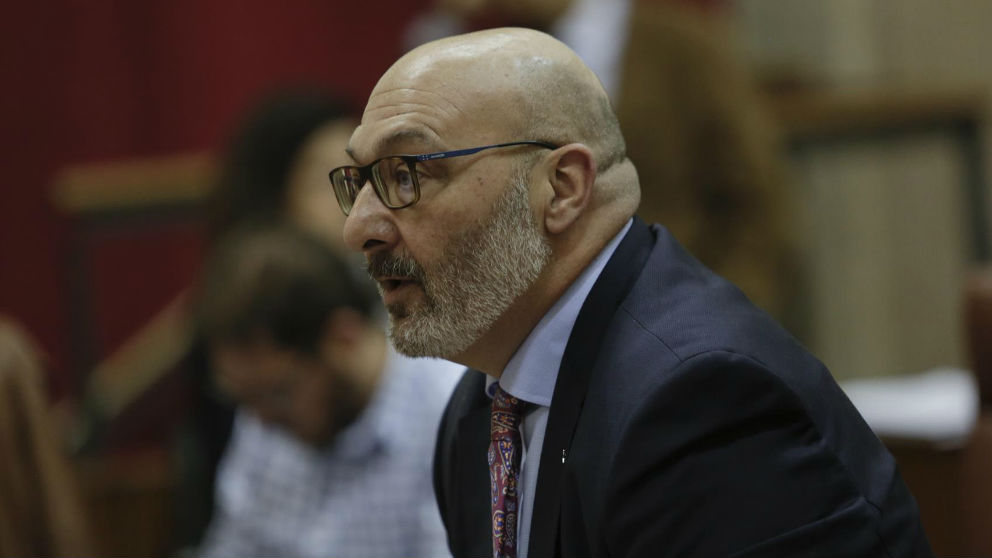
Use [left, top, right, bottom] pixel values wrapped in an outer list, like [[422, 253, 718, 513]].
[[408, 0, 798, 328], [205, 89, 358, 251], [0, 316, 91, 557], [175, 88, 363, 549], [76, 88, 386, 551], [193, 225, 460, 557]]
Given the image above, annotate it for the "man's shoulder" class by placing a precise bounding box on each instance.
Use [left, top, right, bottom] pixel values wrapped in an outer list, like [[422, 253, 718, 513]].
[[600, 223, 809, 373], [585, 222, 835, 429]]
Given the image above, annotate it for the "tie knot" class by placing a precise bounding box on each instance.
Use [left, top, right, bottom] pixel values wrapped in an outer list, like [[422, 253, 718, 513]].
[[491, 385, 527, 438]]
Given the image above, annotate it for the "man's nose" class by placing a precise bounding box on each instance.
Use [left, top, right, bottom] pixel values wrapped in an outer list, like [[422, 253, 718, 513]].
[[342, 183, 399, 254]]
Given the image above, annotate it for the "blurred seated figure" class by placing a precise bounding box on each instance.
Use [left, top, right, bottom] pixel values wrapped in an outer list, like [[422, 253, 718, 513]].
[[0, 317, 91, 557], [194, 225, 462, 558], [177, 88, 360, 547], [74, 88, 363, 552]]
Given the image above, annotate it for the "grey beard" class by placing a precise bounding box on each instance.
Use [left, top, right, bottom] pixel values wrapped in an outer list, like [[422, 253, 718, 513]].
[[367, 175, 551, 359]]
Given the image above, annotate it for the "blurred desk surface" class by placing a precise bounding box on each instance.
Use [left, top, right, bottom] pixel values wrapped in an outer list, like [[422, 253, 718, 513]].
[[52, 152, 215, 216]]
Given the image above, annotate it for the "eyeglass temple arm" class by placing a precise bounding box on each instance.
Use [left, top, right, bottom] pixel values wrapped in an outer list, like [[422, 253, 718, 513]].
[[413, 141, 557, 162]]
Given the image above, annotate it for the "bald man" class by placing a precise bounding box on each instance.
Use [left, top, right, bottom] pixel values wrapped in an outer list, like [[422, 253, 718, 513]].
[[332, 28, 931, 557]]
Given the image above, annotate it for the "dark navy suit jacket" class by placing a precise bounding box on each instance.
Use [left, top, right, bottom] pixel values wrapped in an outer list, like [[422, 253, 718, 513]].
[[434, 218, 932, 556]]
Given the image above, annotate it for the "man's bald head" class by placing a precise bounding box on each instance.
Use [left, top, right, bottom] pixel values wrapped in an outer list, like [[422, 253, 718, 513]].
[[369, 28, 630, 186], [344, 28, 640, 371]]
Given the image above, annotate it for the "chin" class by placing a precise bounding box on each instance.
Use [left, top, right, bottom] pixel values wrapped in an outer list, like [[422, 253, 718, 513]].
[[389, 320, 477, 360]]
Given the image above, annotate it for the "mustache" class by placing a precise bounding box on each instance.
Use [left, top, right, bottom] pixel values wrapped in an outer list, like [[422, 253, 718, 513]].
[[365, 252, 427, 282]]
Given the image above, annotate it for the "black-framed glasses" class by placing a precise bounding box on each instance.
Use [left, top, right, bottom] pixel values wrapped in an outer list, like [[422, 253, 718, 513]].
[[328, 140, 558, 216]]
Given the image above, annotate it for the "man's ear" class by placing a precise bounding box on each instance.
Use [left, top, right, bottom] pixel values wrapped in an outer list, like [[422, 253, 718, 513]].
[[542, 143, 596, 235]]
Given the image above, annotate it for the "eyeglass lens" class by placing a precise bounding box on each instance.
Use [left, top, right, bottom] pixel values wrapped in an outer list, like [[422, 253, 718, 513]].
[[331, 167, 363, 215], [331, 157, 418, 215], [371, 157, 418, 208]]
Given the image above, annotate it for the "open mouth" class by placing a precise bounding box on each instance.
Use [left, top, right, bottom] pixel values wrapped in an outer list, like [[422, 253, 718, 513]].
[[379, 277, 417, 292]]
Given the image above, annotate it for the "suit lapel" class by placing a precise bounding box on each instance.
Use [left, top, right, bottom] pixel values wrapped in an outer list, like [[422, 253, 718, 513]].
[[453, 375, 497, 557], [528, 218, 655, 557]]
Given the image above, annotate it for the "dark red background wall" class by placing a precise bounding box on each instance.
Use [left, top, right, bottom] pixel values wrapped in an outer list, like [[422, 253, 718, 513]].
[[0, 0, 429, 397]]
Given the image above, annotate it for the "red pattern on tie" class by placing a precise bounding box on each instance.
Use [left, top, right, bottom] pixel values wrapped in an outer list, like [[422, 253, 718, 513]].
[[489, 385, 527, 558]]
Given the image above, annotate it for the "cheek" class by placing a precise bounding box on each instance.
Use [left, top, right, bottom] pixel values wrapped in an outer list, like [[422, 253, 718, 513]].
[[398, 189, 493, 263]]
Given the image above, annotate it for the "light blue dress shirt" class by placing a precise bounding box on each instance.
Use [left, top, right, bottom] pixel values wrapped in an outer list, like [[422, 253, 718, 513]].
[[485, 219, 632, 558]]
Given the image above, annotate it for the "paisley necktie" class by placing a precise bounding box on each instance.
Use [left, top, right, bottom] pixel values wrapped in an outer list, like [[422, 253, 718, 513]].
[[489, 385, 527, 558]]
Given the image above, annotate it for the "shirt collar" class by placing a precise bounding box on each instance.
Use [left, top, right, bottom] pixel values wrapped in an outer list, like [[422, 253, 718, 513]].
[[487, 219, 633, 405]]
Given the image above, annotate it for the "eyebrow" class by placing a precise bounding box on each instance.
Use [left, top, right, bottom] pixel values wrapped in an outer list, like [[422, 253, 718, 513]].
[[345, 128, 445, 163]]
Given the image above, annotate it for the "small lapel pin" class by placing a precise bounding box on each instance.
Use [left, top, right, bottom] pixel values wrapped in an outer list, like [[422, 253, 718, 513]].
[[561, 449, 567, 464]]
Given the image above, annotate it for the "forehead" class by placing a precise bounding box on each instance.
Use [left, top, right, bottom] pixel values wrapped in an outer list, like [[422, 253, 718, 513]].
[[348, 60, 513, 162]]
